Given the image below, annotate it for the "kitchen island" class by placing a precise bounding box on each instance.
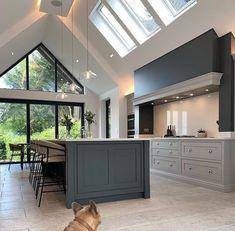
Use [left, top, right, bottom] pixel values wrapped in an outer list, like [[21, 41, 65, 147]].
[[151, 137, 235, 192], [55, 139, 150, 208]]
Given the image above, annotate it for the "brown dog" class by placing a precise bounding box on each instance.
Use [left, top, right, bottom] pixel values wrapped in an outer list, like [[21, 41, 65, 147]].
[[64, 201, 101, 231]]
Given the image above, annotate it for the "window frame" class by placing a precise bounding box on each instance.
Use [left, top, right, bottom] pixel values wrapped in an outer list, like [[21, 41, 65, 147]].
[[120, 0, 160, 38], [163, 0, 196, 16], [98, 3, 136, 52], [0, 98, 84, 164], [0, 43, 84, 94]]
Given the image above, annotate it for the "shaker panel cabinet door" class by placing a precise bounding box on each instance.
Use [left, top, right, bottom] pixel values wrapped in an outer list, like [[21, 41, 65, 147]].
[[75, 142, 143, 194], [182, 142, 222, 161], [152, 140, 179, 149], [182, 159, 222, 183], [109, 143, 143, 189]]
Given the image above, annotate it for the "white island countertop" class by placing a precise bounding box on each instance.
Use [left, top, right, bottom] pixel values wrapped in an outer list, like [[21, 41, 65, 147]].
[[52, 137, 235, 142]]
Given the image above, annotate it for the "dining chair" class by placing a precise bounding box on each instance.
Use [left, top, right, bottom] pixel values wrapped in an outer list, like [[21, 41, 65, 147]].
[[8, 144, 25, 170]]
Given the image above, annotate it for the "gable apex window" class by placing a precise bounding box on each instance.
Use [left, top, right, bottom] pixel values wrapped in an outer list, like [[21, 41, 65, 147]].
[[90, 2, 136, 58], [147, 0, 197, 26], [0, 44, 84, 94], [107, 0, 161, 44]]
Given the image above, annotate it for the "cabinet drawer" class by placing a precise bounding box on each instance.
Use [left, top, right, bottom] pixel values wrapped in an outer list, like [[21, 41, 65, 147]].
[[151, 156, 179, 174], [152, 140, 179, 149], [182, 142, 222, 161], [152, 148, 179, 157], [182, 159, 222, 183]]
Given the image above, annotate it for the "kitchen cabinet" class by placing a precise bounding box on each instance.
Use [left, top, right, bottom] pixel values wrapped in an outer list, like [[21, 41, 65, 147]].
[[151, 138, 235, 192], [126, 93, 135, 138]]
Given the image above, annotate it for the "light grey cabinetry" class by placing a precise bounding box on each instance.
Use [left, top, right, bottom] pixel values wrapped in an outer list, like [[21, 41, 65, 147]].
[[181, 142, 223, 184], [151, 140, 180, 174], [182, 159, 222, 183], [151, 139, 235, 192]]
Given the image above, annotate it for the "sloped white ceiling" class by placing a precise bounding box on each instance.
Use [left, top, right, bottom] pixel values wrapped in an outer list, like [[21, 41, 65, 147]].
[[42, 15, 117, 94], [0, 15, 48, 75], [1, 0, 235, 95], [0, 0, 38, 34]]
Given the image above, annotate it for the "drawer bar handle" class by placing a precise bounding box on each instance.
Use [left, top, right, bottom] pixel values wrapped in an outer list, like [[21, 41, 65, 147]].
[[157, 161, 160, 165], [208, 169, 213, 174], [188, 148, 192, 152], [189, 166, 192, 170], [169, 164, 173, 167], [169, 142, 173, 146], [169, 151, 173, 154], [208, 150, 213, 153]]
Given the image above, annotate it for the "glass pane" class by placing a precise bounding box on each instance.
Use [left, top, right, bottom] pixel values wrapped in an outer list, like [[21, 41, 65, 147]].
[[58, 105, 82, 139], [30, 104, 55, 140], [0, 59, 26, 90], [100, 5, 136, 50], [123, 0, 159, 34], [166, 0, 195, 14], [166, 0, 194, 13], [107, 0, 159, 44], [57, 64, 83, 94], [29, 48, 55, 92], [0, 103, 26, 162]]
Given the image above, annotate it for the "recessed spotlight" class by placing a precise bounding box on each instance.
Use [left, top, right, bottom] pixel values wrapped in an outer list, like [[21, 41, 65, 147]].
[[11, 52, 14, 56], [109, 54, 114, 58], [205, 89, 209, 92], [151, 102, 154, 105], [176, 96, 180, 99], [76, 59, 79, 63], [190, 93, 194, 96], [164, 100, 168, 103], [51, 0, 62, 7]]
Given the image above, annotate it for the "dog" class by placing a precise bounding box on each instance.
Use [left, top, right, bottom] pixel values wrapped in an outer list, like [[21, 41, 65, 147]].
[[64, 201, 101, 231]]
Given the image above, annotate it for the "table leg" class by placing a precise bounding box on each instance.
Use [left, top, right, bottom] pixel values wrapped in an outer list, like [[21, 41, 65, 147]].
[[21, 150, 24, 170]]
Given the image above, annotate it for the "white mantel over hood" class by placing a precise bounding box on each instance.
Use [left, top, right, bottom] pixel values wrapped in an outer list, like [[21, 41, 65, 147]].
[[133, 72, 223, 106]]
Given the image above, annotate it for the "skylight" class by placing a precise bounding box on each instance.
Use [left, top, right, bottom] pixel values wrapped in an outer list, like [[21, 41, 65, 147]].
[[107, 0, 161, 44], [90, 3, 136, 58], [147, 0, 197, 25]]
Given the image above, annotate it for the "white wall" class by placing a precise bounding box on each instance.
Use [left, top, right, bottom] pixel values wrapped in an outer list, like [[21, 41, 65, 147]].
[[154, 92, 219, 138], [0, 87, 99, 137]]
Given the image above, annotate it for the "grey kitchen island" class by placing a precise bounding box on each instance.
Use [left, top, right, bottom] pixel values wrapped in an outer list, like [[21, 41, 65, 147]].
[[56, 139, 150, 208]]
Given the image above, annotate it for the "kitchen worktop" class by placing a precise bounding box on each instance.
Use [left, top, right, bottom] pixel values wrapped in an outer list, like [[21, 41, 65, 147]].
[[52, 137, 235, 143], [151, 137, 235, 140]]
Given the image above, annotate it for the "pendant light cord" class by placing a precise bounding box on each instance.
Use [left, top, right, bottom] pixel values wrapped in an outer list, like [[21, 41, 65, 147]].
[[86, 0, 89, 74]]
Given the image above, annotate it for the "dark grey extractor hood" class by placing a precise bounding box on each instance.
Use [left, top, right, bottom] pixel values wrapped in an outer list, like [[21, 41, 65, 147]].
[[133, 72, 223, 106]]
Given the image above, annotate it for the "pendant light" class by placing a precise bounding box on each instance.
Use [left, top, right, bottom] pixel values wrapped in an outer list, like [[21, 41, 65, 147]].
[[81, 0, 97, 80], [69, 0, 77, 92]]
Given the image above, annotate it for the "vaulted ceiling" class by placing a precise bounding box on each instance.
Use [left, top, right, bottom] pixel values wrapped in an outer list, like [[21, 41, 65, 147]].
[[0, 0, 235, 95]]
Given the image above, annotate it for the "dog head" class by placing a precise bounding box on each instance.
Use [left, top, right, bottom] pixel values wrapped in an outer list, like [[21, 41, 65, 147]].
[[72, 201, 101, 228]]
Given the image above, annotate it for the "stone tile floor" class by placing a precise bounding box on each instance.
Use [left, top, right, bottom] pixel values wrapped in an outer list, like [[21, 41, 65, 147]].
[[1, 164, 235, 230]]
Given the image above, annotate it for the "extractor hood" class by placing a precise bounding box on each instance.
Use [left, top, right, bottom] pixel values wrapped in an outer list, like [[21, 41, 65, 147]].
[[133, 72, 223, 106]]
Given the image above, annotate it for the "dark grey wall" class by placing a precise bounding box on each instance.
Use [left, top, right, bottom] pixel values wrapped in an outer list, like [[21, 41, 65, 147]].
[[219, 33, 235, 131], [134, 29, 220, 98], [134, 29, 235, 132]]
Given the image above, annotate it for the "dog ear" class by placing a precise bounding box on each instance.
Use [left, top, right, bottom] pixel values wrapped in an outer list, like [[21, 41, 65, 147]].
[[72, 202, 83, 214], [89, 200, 98, 216]]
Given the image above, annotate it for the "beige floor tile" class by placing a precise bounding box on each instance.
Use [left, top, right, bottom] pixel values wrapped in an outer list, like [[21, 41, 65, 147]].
[[1, 164, 235, 231]]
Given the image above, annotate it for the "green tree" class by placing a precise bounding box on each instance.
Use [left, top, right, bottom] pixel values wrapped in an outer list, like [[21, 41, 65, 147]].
[[29, 50, 55, 91]]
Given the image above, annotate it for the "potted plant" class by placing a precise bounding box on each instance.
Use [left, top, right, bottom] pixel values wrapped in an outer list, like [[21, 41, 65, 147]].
[[84, 110, 96, 138], [60, 114, 74, 137], [197, 128, 207, 138]]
